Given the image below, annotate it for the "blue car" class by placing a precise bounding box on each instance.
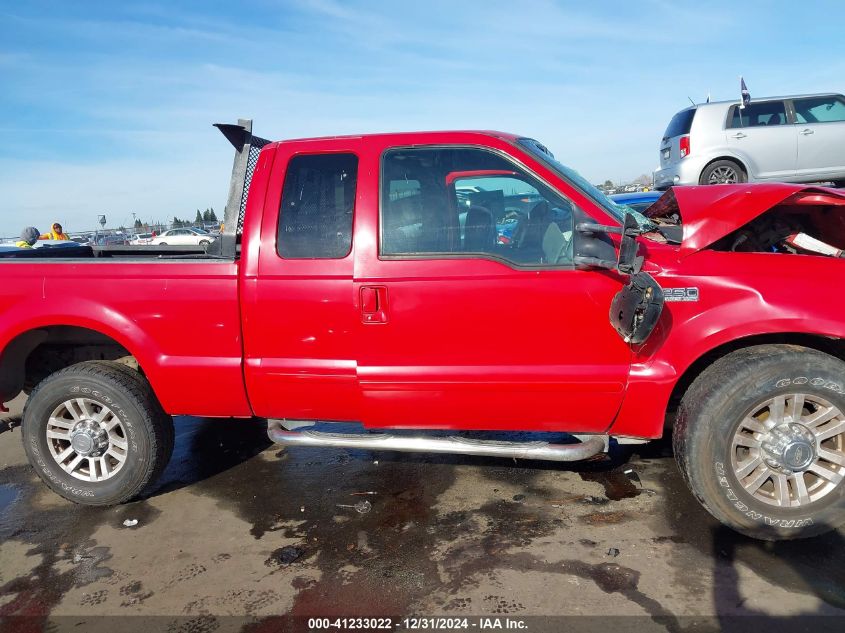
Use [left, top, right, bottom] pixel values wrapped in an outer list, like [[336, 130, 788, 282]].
[[609, 191, 663, 214]]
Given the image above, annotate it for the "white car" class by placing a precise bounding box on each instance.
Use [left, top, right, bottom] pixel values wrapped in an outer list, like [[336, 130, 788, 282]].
[[150, 228, 215, 246], [130, 233, 154, 245]]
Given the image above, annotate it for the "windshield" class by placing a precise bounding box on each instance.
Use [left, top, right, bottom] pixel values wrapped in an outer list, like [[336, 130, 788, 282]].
[[517, 138, 655, 230]]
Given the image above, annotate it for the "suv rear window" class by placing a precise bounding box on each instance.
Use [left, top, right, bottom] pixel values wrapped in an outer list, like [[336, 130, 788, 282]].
[[727, 101, 787, 128], [278, 153, 358, 259], [663, 109, 696, 140]]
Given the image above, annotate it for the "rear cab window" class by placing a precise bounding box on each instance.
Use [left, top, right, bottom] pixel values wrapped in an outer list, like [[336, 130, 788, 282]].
[[278, 153, 358, 259], [663, 108, 696, 140], [727, 101, 787, 128]]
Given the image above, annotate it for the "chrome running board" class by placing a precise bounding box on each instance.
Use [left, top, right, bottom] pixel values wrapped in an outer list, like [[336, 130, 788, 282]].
[[267, 421, 608, 462]]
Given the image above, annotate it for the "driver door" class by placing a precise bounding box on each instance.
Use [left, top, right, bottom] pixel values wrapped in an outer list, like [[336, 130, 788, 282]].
[[353, 144, 632, 432]]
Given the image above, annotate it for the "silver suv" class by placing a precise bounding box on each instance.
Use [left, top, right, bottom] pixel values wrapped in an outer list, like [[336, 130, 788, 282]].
[[653, 93, 845, 190]]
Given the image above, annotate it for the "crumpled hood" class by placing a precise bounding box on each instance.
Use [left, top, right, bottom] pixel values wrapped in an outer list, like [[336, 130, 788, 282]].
[[645, 183, 845, 257]]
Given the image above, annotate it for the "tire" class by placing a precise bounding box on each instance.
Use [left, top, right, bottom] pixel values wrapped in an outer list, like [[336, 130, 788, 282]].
[[22, 360, 174, 506], [674, 345, 845, 540], [699, 160, 747, 185], [158, 242, 167, 246]]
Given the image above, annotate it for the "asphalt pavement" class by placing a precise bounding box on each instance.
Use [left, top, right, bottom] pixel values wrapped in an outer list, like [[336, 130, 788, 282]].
[[2, 394, 844, 632]]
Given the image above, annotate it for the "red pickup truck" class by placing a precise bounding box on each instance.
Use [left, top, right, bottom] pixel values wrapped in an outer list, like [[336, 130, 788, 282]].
[[2, 121, 845, 540]]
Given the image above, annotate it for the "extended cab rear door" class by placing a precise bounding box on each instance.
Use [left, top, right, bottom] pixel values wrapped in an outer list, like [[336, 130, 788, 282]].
[[352, 135, 633, 432], [241, 139, 363, 421]]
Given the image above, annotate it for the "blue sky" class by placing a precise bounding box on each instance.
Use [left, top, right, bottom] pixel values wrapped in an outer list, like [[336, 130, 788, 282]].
[[1, 0, 843, 236]]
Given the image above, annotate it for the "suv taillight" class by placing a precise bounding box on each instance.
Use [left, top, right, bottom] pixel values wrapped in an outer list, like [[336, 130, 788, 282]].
[[679, 135, 691, 158]]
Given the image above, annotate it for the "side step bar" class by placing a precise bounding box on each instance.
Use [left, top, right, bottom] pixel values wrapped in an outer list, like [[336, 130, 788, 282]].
[[267, 421, 608, 462]]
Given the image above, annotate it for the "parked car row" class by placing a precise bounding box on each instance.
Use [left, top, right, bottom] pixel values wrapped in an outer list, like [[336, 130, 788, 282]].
[[2, 227, 220, 249], [600, 183, 652, 195]]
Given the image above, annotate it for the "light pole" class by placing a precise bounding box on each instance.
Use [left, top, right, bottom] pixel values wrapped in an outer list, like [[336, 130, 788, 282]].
[[97, 214, 106, 244]]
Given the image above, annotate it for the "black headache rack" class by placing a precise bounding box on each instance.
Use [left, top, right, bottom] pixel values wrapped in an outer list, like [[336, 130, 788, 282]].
[[207, 119, 271, 259]]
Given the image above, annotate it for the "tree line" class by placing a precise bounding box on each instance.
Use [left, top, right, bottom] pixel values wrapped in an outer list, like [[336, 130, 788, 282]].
[[132, 208, 219, 229]]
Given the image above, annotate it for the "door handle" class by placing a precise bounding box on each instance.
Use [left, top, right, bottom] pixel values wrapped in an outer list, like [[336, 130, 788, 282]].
[[800, 128, 815, 135], [360, 286, 389, 324], [730, 132, 747, 139]]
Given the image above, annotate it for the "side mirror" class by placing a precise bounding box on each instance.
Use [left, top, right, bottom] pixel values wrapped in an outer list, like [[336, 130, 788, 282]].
[[617, 213, 644, 275], [573, 212, 643, 275], [574, 212, 664, 344]]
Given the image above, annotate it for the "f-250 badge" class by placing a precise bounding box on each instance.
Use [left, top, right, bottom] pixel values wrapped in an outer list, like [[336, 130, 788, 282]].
[[663, 287, 700, 302]]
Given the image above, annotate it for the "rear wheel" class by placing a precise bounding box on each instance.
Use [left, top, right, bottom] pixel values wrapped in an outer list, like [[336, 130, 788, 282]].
[[700, 160, 746, 185], [674, 345, 845, 540], [22, 361, 174, 506]]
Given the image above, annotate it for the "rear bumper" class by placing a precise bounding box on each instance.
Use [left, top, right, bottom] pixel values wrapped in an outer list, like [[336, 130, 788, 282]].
[[653, 157, 707, 190]]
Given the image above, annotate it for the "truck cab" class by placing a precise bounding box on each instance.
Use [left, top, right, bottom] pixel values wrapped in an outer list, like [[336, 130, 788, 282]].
[[239, 131, 647, 432]]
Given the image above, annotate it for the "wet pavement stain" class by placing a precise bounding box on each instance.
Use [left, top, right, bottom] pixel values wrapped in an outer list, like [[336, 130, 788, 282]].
[[3, 409, 845, 623], [579, 467, 642, 501], [438, 549, 683, 632], [0, 484, 20, 516], [184, 423, 592, 627], [265, 545, 304, 567], [0, 458, 160, 627]]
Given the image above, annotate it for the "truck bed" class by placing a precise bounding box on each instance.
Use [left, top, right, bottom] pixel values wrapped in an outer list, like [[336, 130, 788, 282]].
[[0, 244, 227, 260], [0, 256, 250, 417]]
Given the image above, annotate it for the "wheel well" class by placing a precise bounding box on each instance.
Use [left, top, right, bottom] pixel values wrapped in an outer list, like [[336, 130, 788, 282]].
[[699, 156, 748, 182], [0, 326, 137, 402], [665, 333, 845, 429]]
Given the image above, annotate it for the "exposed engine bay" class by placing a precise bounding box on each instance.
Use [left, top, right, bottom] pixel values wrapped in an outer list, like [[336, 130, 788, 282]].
[[644, 187, 845, 258], [713, 214, 845, 256]]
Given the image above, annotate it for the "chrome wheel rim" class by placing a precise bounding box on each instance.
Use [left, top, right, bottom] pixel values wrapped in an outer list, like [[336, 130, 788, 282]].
[[730, 393, 845, 507], [46, 398, 128, 482], [708, 166, 738, 184]]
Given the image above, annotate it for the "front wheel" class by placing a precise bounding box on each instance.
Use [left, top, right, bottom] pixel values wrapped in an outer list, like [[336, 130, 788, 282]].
[[674, 345, 845, 540], [22, 361, 174, 506], [700, 159, 747, 185]]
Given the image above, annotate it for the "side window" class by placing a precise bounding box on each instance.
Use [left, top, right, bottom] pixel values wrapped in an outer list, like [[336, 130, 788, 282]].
[[794, 96, 845, 124], [381, 147, 575, 266], [728, 101, 787, 128], [278, 153, 358, 259]]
